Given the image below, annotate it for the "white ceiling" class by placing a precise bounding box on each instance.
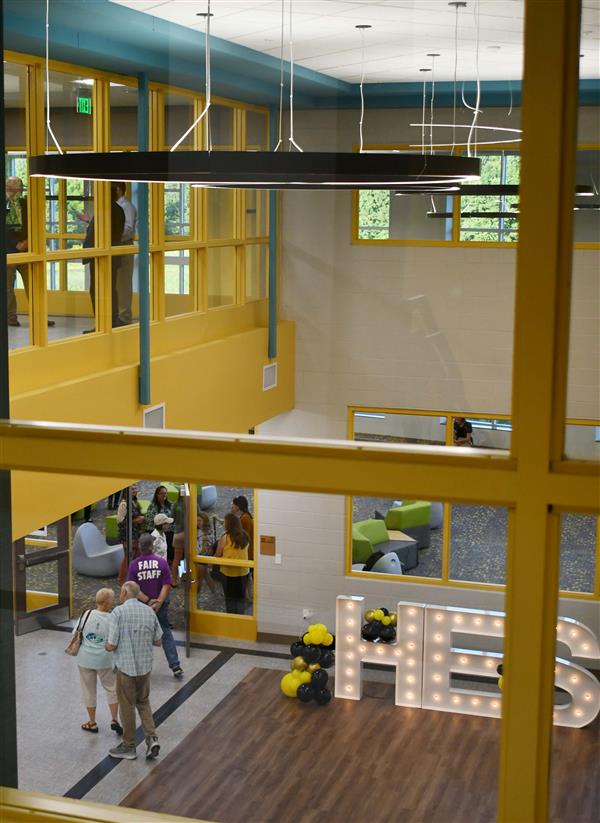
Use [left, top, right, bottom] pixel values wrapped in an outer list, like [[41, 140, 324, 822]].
[[111, 0, 600, 83]]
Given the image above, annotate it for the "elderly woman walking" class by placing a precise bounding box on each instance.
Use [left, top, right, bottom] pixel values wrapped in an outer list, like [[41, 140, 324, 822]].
[[73, 587, 123, 735]]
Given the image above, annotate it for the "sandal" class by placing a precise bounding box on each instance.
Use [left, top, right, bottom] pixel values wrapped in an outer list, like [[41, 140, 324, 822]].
[[81, 721, 98, 733], [111, 720, 124, 735]]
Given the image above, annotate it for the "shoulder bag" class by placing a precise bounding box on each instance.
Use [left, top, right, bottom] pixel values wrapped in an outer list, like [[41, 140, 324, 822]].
[[65, 609, 92, 657]]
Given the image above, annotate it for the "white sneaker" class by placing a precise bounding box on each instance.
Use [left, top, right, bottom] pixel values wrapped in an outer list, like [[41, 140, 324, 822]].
[[146, 736, 160, 759]]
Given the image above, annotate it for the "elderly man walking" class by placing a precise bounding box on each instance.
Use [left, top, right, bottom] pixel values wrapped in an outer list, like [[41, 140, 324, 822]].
[[105, 581, 162, 760]]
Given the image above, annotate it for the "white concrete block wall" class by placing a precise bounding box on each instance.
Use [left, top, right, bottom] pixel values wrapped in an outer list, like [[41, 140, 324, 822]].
[[256, 106, 600, 639]]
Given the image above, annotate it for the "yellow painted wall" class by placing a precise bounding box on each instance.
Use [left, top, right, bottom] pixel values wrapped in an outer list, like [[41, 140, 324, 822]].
[[9, 318, 295, 539]]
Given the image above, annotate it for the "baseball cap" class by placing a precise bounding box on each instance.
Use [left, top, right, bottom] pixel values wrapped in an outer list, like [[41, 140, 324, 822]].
[[154, 513, 174, 526]]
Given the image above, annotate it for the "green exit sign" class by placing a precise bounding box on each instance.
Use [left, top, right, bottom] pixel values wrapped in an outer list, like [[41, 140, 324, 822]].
[[76, 95, 92, 115]]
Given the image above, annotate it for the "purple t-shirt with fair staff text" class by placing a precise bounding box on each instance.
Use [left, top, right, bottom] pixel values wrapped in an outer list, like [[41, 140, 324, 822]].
[[127, 553, 172, 600]]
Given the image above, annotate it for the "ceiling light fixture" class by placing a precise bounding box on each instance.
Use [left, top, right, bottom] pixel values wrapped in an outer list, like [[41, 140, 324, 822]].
[[30, 1, 480, 190]]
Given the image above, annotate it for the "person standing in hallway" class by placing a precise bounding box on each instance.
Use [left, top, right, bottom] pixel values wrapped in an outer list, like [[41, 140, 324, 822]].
[[114, 182, 138, 325], [80, 183, 125, 332], [127, 533, 184, 679], [231, 495, 254, 560], [5, 176, 55, 328], [105, 581, 162, 760], [215, 513, 250, 615], [73, 588, 122, 735], [145, 485, 174, 562], [117, 485, 145, 585], [453, 416, 474, 447]]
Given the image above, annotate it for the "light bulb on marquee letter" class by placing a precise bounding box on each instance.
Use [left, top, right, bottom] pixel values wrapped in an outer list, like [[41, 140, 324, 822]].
[[335, 595, 425, 707]]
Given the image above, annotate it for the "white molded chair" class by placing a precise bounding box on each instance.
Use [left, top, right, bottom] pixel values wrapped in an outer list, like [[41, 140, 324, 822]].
[[73, 522, 124, 577]]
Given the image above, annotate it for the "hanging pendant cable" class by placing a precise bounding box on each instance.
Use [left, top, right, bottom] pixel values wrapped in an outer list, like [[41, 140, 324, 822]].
[[427, 53, 440, 155], [45, 0, 63, 154], [448, 2, 467, 152], [466, 0, 481, 157], [171, 1, 213, 152], [419, 68, 431, 154], [507, 79, 513, 117], [274, 0, 286, 151], [356, 25, 371, 154], [288, 0, 303, 151]]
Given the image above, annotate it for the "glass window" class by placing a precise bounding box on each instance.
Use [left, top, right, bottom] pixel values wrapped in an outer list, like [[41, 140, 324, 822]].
[[573, 149, 600, 243], [353, 410, 446, 446], [449, 504, 508, 585], [559, 513, 597, 594], [210, 104, 234, 150], [207, 246, 235, 309], [564, 423, 600, 461], [6, 263, 32, 350], [110, 82, 138, 148], [451, 416, 512, 450], [45, 70, 94, 148], [164, 248, 193, 318], [207, 189, 234, 240], [46, 258, 97, 340], [245, 189, 268, 238], [245, 244, 268, 302], [164, 183, 190, 237], [460, 151, 520, 243], [164, 92, 195, 149], [246, 110, 268, 149]]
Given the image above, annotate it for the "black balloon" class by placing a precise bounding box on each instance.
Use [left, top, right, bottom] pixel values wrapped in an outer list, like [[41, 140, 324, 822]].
[[290, 640, 305, 658], [297, 684, 314, 703], [361, 623, 378, 641], [303, 644, 322, 664], [379, 625, 396, 643], [320, 650, 335, 669], [381, 607, 389, 616], [311, 669, 329, 689], [315, 687, 332, 705]]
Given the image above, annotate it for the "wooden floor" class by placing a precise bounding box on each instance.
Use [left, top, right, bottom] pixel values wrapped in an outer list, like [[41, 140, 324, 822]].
[[122, 668, 599, 823]]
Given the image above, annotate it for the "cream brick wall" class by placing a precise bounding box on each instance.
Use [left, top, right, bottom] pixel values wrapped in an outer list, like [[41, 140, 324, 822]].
[[256, 106, 599, 638]]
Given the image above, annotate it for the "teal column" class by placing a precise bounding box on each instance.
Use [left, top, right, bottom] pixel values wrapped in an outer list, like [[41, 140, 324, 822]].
[[268, 107, 278, 359], [138, 72, 151, 405], [0, 2, 18, 788]]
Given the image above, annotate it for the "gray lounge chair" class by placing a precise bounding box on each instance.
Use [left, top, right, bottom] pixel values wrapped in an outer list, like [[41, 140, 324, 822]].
[[73, 522, 124, 577]]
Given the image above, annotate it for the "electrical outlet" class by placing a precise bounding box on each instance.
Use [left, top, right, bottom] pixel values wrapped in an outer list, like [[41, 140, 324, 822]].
[[303, 608, 314, 620], [275, 553, 282, 565]]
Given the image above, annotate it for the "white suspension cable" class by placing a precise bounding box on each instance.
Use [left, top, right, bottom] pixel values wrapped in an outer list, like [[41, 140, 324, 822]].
[[419, 68, 430, 154], [427, 53, 439, 155], [45, 0, 63, 155], [288, 0, 303, 151], [466, 0, 481, 157], [452, 4, 459, 152], [171, 1, 213, 152], [507, 79, 513, 117], [274, 0, 286, 151], [356, 25, 371, 153]]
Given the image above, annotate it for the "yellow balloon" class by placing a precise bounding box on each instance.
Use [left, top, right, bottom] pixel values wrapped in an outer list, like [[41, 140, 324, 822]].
[[280, 672, 300, 698], [365, 610, 375, 622], [303, 632, 311, 644], [290, 669, 304, 680], [374, 609, 384, 621], [314, 623, 327, 632], [389, 614, 397, 626], [312, 630, 325, 645], [307, 663, 321, 673], [323, 633, 334, 646], [291, 656, 307, 671], [299, 671, 312, 684], [382, 616, 391, 626], [498, 675, 504, 691]]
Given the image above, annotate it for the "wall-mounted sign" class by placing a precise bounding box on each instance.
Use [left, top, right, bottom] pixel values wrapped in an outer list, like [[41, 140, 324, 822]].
[[260, 535, 276, 556], [335, 595, 600, 728], [76, 94, 92, 115]]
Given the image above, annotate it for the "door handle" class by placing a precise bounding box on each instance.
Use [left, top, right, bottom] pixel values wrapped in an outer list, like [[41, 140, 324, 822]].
[[16, 554, 26, 573]]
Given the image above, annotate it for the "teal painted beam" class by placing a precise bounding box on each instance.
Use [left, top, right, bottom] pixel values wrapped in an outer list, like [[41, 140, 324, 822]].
[[7, 0, 597, 109], [137, 72, 151, 407], [0, 2, 18, 790], [268, 107, 278, 360]]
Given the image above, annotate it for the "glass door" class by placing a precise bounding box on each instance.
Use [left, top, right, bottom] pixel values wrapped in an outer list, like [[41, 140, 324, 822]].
[[13, 517, 70, 635]]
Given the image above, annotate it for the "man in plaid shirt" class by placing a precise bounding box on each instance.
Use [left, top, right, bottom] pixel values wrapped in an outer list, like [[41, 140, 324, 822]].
[[106, 581, 163, 760]]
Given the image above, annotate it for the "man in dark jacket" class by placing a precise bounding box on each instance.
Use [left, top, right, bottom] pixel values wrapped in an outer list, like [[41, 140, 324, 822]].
[[81, 183, 125, 332], [5, 176, 55, 327]]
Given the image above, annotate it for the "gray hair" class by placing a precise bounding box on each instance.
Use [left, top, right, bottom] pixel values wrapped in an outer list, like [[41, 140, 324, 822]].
[[122, 581, 140, 599], [139, 533, 155, 554]]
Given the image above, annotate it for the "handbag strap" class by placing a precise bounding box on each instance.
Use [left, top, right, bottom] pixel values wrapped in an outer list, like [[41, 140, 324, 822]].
[[78, 609, 92, 634]]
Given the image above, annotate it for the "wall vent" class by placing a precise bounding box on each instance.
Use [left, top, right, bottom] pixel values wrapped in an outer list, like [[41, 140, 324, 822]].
[[143, 403, 165, 429], [263, 363, 277, 391]]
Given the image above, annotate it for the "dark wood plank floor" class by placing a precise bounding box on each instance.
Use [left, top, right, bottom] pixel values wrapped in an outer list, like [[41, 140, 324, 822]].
[[122, 668, 599, 823]]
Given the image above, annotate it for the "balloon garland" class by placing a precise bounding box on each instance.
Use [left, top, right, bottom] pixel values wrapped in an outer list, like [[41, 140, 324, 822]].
[[361, 607, 397, 643], [280, 623, 335, 705], [497, 663, 504, 691]]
